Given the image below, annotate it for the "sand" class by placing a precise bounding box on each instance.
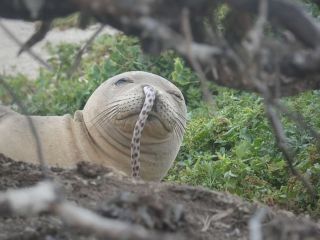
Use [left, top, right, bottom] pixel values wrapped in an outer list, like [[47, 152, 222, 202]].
[[0, 19, 117, 78]]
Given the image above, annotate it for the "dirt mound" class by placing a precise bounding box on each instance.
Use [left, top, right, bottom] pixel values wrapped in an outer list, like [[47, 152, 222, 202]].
[[0, 154, 319, 240]]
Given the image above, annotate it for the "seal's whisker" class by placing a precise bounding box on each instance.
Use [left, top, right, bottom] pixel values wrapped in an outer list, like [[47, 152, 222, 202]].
[[93, 107, 119, 126], [175, 121, 185, 135], [172, 127, 180, 139], [96, 109, 118, 124], [173, 109, 187, 121], [174, 117, 186, 131], [102, 110, 119, 123], [90, 104, 119, 123], [91, 96, 141, 123], [177, 113, 187, 122], [173, 125, 184, 140], [173, 120, 185, 140], [166, 104, 187, 121], [91, 107, 116, 123], [109, 98, 135, 105]]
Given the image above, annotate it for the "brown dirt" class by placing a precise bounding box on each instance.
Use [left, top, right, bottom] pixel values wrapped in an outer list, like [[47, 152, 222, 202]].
[[0, 154, 319, 240]]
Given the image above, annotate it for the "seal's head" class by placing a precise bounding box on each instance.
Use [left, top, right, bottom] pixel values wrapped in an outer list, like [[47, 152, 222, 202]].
[[83, 71, 187, 181]]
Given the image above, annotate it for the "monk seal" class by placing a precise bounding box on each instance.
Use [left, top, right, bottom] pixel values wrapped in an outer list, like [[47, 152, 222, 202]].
[[0, 71, 187, 181]]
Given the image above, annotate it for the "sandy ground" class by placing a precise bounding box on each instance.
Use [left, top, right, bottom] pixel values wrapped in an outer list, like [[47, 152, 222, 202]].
[[0, 19, 118, 78]]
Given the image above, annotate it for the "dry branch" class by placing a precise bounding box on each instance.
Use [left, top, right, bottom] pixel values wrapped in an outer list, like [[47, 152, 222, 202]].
[[67, 24, 104, 77], [264, 101, 317, 198], [0, 19, 52, 71], [0, 181, 178, 240], [227, 0, 320, 48], [18, 20, 52, 56], [1, 0, 320, 96], [249, 208, 267, 240]]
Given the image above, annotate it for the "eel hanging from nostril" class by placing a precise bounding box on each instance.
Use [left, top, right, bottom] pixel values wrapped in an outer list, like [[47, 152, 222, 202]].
[[131, 85, 156, 178]]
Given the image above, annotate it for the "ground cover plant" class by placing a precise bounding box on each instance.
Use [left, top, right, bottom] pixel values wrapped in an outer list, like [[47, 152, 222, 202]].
[[0, 32, 320, 217]]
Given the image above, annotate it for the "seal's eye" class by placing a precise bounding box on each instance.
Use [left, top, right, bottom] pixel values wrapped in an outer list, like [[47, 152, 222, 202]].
[[114, 78, 133, 86], [168, 90, 183, 101]]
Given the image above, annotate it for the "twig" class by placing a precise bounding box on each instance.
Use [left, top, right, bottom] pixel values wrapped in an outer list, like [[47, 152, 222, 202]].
[[240, 0, 317, 199], [0, 76, 49, 178], [227, 0, 320, 48], [249, 208, 267, 240], [0, 19, 53, 71], [0, 181, 177, 240], [18, 20, 52, 56], [254, 80, 317, 200], [242, 0, 268, 58], [181, 8, 216, 110], [137, 17, 224, 64], [78, 11, 92, 29], [273, 100, 320, 146], [241, 0, 268, 87], [237, 0, 316, 199], [263, 99, 317, 199], [201, 209, 233, 232], [0, 181, 59, 215], [67, 24, 104, 77]]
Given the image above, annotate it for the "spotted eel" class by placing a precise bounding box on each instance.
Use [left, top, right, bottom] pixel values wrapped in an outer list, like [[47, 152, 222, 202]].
[[131, 85, 156, 178]]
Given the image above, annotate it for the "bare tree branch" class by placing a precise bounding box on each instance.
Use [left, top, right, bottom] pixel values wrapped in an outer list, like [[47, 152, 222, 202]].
[[273, 100, 320, 147], [264, 99, 317, 199], [18, 20, 52, 56], [1, 0, 320, 96], [242, 0, 268, 59], [181, 8, 215, 109], [0, 19, 53, 71], [0, 0, 76, 20], [0, 181, 178, 240], [249, 208, 267, 240], [229, 0, 319, 200], [67, 24, 104, 77], [227, 0, 320, 48]]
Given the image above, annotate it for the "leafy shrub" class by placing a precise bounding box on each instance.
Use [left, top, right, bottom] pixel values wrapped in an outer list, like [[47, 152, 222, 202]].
[[168, 89, 320, 216], [0, 34, 201, 114], [52, 13, 80, 30]]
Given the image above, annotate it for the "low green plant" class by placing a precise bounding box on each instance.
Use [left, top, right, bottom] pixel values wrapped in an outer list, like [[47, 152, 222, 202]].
[[0, 34, 201, 114], [52, 13, 80, 30], [168, 89, 320, 216]]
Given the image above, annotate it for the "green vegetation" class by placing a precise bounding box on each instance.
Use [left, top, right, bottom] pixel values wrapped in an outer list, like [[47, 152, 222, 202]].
[[52, 13, 80, 30], [301, 0, 320, 18], [1, 33, 320, 217], [168, 91, 320, 215]]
